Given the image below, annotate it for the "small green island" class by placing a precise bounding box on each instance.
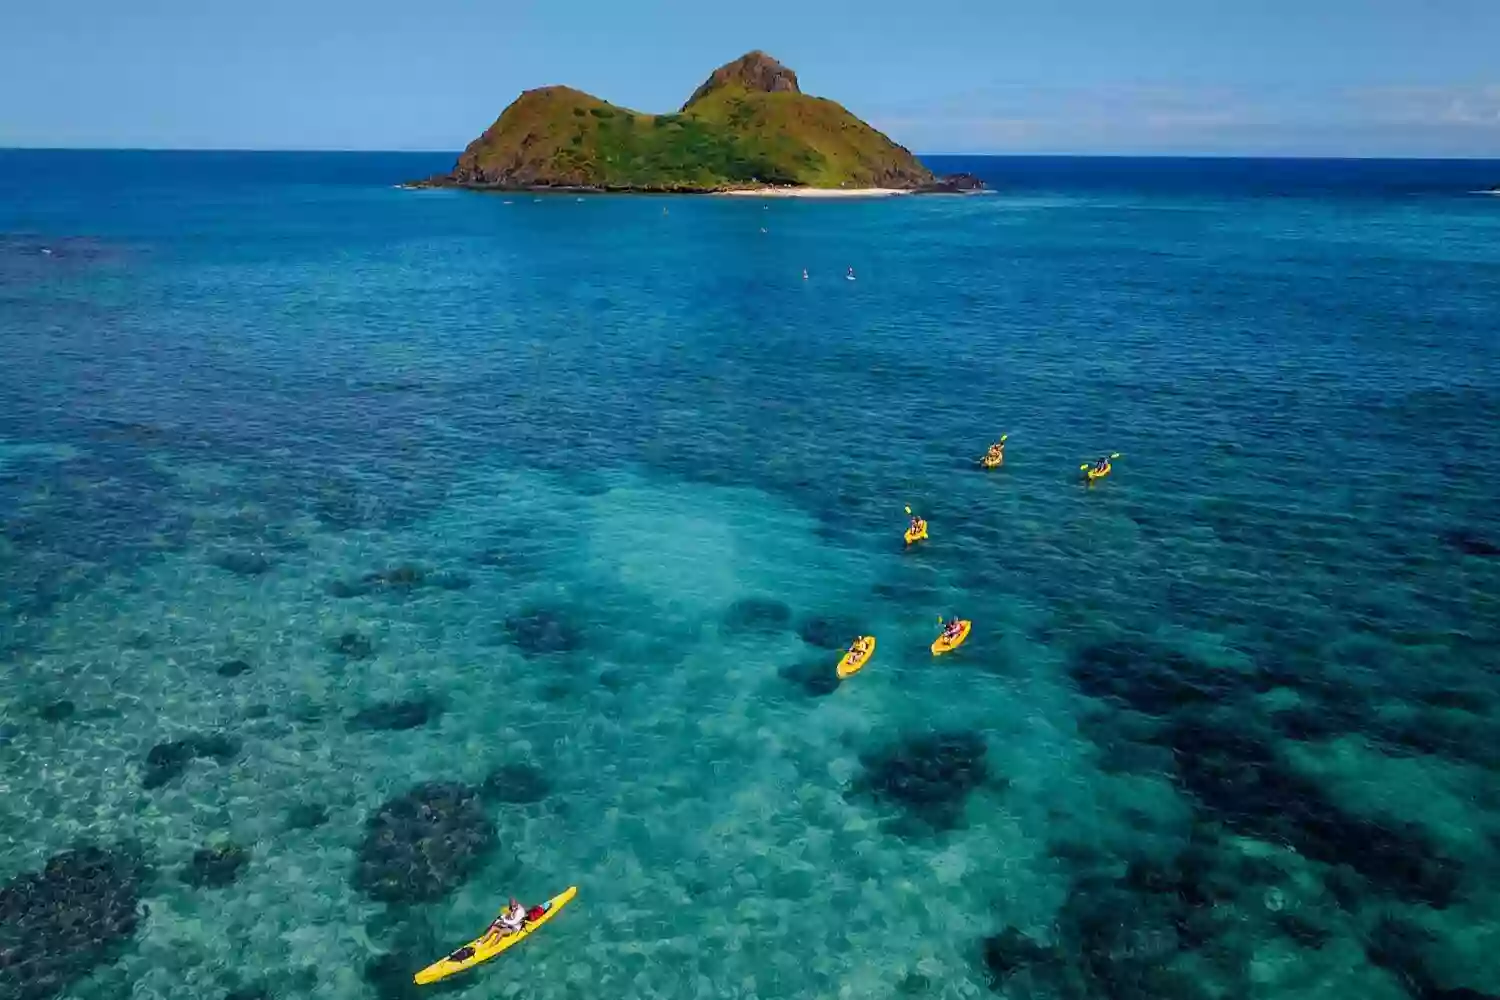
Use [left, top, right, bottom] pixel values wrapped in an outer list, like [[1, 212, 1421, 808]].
[[409, 51, 982, 195]]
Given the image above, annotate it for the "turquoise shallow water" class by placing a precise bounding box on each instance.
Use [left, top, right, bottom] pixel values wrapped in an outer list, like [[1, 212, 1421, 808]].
[[2, 151, 1500, 1000]]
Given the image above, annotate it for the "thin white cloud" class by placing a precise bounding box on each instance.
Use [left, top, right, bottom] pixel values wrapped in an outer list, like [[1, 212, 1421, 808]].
[[873, 80, 1500, 156], [1348, 84, 1500, 126]]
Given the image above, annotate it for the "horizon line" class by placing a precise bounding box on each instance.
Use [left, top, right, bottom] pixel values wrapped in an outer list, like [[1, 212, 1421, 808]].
[[2, 146, 1499, 163]]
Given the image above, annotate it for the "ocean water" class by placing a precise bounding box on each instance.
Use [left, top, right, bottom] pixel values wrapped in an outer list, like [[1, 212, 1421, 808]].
[[1, 150, 1499, 1000]]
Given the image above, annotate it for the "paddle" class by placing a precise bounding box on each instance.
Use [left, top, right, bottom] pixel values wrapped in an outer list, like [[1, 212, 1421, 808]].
[[1079, 452, 1121, 471], [903, 506, 926, 534], [978, 433, 1009, 464]]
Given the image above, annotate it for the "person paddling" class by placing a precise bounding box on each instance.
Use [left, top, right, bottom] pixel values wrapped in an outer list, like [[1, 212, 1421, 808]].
[[484, 899, 528, 942]]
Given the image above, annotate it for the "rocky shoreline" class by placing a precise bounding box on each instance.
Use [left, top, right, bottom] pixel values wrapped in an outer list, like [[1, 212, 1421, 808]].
[[399, 172, 986, 196]]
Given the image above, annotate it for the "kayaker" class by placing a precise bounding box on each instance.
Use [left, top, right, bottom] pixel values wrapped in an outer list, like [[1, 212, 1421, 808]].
[[485, 899, 528, 941], [848, 637, 869, 658], [847, 267, 856, 281], [940, 618, 964, 640], [909, 516, 925, 535], [988, 441, 1005, 459], [1092, 456, 1110, 474]]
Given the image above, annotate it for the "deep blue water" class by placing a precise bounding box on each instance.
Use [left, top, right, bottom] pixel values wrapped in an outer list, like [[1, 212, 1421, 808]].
[[1, 151, 1499, 1000]]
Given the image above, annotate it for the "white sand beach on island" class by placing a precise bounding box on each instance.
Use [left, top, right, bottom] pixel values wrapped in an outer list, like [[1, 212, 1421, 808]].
[[718, 187, 913, 198]]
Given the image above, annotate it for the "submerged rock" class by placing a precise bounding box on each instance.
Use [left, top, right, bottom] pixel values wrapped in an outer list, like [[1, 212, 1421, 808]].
[[355, 782, 496, 903], [980, 927, 1061, 992], [326, 579, 370, 599], [216, 659, 253, 678], [348, 698, 442, 732], [329, 565, 473, 600], [142, 733, 240, 789], [481, 762, 552, 804], [182, 843, 250, 889], [721, 596, 793, 635], [853, 730, 993, 830], [365, 564, 426, 589], [36, 699, 76, 722], [208, 550, 272, 577], [1068, 637, 1257, 717], [330, 632, 374, 660], [285, 802, 330, 831], [1160, 717, 1463, 907], [777, 658, 840, 698], [796, 614, 864, 651], [0, 846, 144, 1000], [503, 605, 584, 657], [1441, 529, 1500, 558], [223, 986, 272, 1000]]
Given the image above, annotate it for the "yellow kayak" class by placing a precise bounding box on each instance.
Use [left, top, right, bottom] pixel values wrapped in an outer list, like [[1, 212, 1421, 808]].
[[981, 454, 1002, 468], [837, 637, 876, 679], [904, 521, 928, 545], [414, 886, 578, 985], [931, 621, 971, 656], [1085, 463, 1111, 481]]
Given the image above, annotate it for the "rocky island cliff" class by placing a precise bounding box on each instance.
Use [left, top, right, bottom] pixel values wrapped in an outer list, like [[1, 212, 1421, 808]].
[[411, 51, 981, 194]]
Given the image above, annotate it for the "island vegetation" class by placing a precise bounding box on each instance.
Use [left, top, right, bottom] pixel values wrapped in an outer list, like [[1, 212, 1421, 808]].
[[411, 51, 980, 194]]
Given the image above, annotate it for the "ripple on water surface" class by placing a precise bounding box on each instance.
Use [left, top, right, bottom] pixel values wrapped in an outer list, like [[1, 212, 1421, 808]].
[[2, 154, 1500, 1000]]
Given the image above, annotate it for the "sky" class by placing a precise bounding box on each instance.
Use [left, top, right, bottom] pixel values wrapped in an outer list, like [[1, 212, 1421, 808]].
[[2, 0, 1498, 157]]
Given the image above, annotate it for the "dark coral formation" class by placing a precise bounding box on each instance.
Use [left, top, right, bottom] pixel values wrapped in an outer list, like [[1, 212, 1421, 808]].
[[181, 843, 251, 889], [777, 658, 841, 698], [329, 631, 374, 660], [721, 596, 793, 635], [361, 916, 457, 1000], [354, 783, 496, 903], [1069, 637, 1260, 717], [796, 614, 865, 651], [503, 604, 584, 657], [979, 926, 1061, 994], [481, 763, 552, 804], [216, 659, 253, 678], [1364, 913, 1500, 1000], [1441, 528, 1500, 558], [223, 987, 272, 1000], [327, 564, 472, 599], [142, 733, 240, 789], [348, 698, 442, 732], [980, 841, 1269, 1000], [36, 700, 75, 722], [852, 730, 993, 830], [0, 846, 144, 1000], [1066, 636, 1465, 908], [207, 550, 272, 577], [1163, 718, 1462, 907], [284, 802, 330, 831]]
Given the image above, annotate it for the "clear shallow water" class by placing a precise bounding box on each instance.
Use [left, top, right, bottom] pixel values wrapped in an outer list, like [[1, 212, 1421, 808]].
[[1, 151, 1499, 1000]]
